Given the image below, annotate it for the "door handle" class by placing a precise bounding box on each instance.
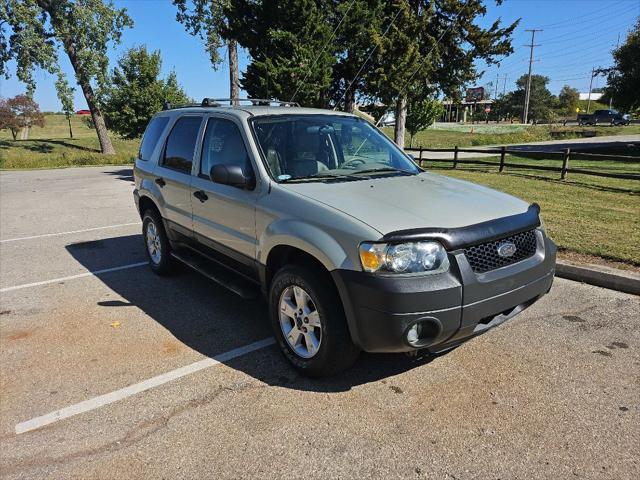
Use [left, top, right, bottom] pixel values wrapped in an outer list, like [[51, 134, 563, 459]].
[[193, 190, 208, 203], [155, 177, 166, 187]]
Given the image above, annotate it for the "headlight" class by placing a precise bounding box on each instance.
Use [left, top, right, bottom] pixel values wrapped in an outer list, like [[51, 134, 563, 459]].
[[359, 241, 449, 274]]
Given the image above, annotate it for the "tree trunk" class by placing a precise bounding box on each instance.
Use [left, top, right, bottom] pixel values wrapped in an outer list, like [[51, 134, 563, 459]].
[[11, 129, 18, 140], [229, 39, 239, 105], [60, 37, 115, 154], [394, 95, 407, 148], [344, 88, 356, 114], [67, 114, 73, 139]]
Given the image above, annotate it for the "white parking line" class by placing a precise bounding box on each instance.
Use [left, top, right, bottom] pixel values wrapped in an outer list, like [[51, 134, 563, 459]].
[[0, 262, 149, 293], [0, 222, 141, 243], [15, 337, 276, 434]]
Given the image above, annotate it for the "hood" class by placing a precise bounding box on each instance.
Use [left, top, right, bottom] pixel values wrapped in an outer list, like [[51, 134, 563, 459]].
[[281, 172, 531, 235]]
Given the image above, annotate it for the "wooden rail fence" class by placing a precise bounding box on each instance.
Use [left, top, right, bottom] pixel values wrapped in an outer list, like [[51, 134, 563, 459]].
[[405, 146, 640, 181]]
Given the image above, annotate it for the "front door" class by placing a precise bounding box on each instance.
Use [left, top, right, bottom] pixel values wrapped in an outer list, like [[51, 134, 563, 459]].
[[154, 115, 203, 238], [190, 116, 258, 270]]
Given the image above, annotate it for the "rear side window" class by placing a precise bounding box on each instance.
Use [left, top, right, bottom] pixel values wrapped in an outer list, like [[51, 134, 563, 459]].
[[139, 116, 169, 161], [162, 116, 202, 173]]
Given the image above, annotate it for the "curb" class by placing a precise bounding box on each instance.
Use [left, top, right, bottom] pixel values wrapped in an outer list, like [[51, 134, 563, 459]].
[[556, 261, 640, 295]]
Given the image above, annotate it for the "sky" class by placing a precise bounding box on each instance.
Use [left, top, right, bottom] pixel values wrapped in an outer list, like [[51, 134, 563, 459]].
[[1, 0, 638, 112]]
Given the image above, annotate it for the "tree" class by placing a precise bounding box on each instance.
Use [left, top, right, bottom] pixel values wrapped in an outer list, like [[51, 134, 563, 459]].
[[55, 72, 75, 138], [1, 0, 133, 154], [497, 74, 556, 123], [405, 97, 443, 147], [557, 85, 579, 117], [100, 46, 190, 138], [0, 95, 45, 140], [228, 0, 337, 107], [367, 0, 518, 146], [602, 18, 639, 114], [173, 0, 240, 104]]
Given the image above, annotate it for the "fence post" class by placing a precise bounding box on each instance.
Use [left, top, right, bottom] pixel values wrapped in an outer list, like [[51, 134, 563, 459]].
[[499, 146, 506, 172], [419, 147, 423, 167], [561, 148, 570, 180], [453, 146, 459, 169]]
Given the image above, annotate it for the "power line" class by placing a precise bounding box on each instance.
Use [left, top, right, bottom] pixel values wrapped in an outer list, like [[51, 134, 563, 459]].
[[391, 1, 470, 111], [493, 11, 634, 71], [538, 0, 629, 29], [522, 28, 542, 124], [333, 5, 404, 110], [289, 0, 357, 103]]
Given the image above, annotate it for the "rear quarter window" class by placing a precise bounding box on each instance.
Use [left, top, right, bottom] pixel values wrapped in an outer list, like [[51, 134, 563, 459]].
[[139, 116, 170, 161]]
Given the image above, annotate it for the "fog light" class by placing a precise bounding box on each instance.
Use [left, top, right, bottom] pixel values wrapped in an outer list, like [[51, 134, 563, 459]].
[[405, 319, 442, 347], [406, 323, 422, 346]]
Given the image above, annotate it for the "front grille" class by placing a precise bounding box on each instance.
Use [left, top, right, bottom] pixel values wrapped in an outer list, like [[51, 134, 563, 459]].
[[464, 230, 538, 273]]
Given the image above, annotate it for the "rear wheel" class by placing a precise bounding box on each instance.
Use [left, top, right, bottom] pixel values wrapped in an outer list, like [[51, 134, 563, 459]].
[[142, 209, 174, 275], [269, 265, 359, 376]]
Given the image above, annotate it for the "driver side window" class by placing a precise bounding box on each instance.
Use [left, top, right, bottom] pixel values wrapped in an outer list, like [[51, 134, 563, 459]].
[[200, 118, 252, 178]]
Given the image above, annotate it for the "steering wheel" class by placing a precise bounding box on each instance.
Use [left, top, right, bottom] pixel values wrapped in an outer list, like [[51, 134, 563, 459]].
[[341, 158, 367, 169]]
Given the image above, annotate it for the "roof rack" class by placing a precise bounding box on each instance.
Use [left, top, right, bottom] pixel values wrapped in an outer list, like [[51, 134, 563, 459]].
[[202, 98, 300, 107], [162, 98, 299, 110]]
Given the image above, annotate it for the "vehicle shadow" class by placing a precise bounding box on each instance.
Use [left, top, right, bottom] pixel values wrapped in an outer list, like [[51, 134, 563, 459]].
[[103, 168, 134, 182], [66, 234, 436, 392]]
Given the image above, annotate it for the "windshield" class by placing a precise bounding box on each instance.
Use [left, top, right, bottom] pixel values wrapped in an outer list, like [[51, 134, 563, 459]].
[[251, 115, 420, 182]]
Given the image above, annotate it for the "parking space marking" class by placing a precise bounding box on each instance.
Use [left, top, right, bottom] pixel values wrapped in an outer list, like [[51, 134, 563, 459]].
[[15, 337, 275, 434], [0, 262, 149, 293], [0, 222, 141, 243]]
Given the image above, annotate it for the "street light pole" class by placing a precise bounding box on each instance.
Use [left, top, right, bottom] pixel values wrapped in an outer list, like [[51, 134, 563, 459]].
[[586, 67, 595, 114]]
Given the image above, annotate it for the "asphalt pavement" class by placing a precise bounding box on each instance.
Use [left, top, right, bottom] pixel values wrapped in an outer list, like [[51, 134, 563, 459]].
[[0, 166, 638, 479]]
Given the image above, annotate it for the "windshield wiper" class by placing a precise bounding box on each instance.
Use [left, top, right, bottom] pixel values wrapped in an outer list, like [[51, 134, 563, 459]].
[[349, 167, 415, 176], [280, 172, 366, 183]]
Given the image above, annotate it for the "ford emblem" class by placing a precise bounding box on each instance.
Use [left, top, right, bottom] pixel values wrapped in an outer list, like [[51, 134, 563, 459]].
[[497, 242, 517, 258]]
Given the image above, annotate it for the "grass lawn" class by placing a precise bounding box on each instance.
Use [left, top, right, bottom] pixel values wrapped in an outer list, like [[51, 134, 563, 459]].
[[428, 166, 640, 266], [0, 114, 138, 169], [386, 124, 640, 149]]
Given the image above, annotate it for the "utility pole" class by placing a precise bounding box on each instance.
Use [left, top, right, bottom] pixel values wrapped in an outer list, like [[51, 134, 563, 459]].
[[495, 73, 499, 99], [609, 33, 620, 109], [586, 67, 596, 114], [523, 29, 542, 124], [503, 75, 509, 96]]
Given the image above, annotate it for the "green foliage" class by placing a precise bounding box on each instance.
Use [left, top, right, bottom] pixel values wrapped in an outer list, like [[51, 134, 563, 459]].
[[492, 74, 556, 123], [227, 0, 518, 112], [1, 0, 133, 153], [1, 0, 132, 91], [557, 85, 579, 117], [229, 0, 335, 107], [100, 46, 189, 138], [55, 73, 75, 116], [173, 0, 228, 68], [405, 97, 443, 146], [602, 18, 640, 114]]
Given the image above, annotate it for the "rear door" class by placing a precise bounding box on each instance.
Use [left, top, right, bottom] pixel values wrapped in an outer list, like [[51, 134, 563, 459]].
[[190, 115, 259, 270], [154, 115, 204, 238]]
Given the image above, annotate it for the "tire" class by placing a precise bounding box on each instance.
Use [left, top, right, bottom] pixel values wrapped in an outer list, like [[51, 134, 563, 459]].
[[269, 265, 360, 377], [142, 209, 174, 275]]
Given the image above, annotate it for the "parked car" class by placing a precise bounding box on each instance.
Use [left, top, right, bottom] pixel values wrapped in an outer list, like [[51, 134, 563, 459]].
[[133, 98, 556, 376], [577, 109, 631, 126]]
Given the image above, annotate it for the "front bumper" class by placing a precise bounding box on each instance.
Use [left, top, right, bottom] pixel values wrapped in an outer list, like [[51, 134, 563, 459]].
[[331, 230, 556, 353]]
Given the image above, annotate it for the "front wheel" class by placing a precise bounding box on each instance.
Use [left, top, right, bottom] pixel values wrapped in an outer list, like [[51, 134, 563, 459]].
[[269, 265, 360, 376]]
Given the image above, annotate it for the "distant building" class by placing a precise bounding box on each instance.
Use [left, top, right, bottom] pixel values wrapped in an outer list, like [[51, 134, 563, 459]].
[[579, 93, 603, 101], [76, 109, 91, 115], [441, 99, 493, 123]]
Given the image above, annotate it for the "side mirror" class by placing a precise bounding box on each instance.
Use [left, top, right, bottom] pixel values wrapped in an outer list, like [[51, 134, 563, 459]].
[[407, 153, 416, 162], [210, 164, 253, 188]]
